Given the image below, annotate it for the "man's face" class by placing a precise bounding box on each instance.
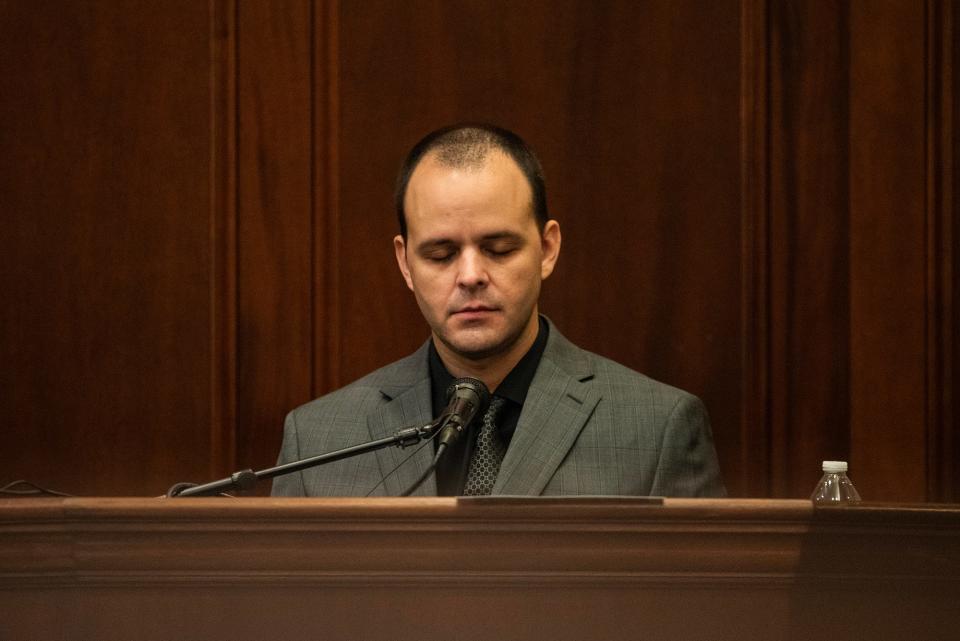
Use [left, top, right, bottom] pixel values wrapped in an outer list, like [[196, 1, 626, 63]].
[[394, 151, 561, 363]]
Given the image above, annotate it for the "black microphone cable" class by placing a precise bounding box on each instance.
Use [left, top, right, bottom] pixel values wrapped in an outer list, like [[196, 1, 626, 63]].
[[363, 428, 441, 497], [399, 441, 447, 497]]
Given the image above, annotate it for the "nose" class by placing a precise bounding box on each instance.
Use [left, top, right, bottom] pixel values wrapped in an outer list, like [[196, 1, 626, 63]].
[[456, 248, 487, 290]]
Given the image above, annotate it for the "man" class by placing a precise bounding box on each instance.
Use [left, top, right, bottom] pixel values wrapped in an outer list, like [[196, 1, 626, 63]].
[[272, 124, 725, 497]]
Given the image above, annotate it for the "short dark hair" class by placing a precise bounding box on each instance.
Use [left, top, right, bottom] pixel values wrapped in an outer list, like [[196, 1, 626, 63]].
[[394, 123, 548, 239]]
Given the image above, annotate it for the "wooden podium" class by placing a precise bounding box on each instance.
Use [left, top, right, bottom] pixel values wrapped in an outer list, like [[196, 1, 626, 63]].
[[2, 497, 959, 640]]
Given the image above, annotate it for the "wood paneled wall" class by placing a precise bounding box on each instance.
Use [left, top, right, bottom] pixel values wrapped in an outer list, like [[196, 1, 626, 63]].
[[1, 1, 221, 494], [1, 0, 956, 501]]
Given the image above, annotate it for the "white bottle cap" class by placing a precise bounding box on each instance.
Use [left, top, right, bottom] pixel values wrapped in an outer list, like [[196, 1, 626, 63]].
[[822, 460, 848, 473]]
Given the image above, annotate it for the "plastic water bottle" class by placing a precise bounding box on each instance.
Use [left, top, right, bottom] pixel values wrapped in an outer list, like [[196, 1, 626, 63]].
[[810, 460, 861, 504]]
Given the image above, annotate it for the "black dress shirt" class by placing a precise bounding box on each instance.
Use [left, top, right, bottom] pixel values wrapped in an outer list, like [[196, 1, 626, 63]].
[[428, 316, 549, 495]]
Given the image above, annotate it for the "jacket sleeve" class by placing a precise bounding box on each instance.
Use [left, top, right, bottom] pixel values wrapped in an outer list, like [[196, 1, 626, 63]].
[[650, 394, 726, 497], [270, 411, 307, 496]]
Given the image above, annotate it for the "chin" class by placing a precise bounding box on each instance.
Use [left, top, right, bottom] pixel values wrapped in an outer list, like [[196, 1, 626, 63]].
[[447, 336, 504, 360], [441, 325, 521, 361], [435, 322, 483, 347]]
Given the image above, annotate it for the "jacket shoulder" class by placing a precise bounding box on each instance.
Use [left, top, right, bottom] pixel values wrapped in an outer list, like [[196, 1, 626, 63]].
[[587, 351, 699, 406], [288, 346, 429, 421], [545, 325, 700, 409]]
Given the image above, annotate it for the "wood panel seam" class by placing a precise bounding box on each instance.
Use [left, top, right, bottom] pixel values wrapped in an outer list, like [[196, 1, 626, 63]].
[[208, 0, 239, 478]]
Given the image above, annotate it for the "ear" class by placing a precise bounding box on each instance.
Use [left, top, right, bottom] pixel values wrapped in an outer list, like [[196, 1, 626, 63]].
[[394, 235, 415, 291], [539, 220, 561, 280]]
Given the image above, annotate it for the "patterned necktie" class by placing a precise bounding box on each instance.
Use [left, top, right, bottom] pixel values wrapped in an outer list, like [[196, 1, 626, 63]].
[[463, 396, 507, 496]]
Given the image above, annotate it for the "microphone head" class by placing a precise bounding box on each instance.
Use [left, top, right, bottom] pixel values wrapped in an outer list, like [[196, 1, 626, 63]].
[[444, 377, 490, 414], [437, 378, 491, 447]]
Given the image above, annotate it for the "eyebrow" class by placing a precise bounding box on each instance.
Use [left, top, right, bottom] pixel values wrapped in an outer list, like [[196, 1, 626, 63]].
[[480, 231, 524, 243], [414, 231, 525, 254]]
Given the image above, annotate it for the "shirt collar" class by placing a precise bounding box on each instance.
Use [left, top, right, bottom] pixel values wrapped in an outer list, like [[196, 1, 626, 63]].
[[428, 316, 549, 409]]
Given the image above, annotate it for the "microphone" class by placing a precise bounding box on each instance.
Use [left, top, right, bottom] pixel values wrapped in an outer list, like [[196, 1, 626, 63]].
[[398, 377, 490, 497], [436, 377, 490, 447], [169, 377, 491, 498]]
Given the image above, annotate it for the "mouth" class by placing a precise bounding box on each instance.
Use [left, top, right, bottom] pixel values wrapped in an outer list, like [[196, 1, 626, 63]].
[[451, 305, 499, 318]]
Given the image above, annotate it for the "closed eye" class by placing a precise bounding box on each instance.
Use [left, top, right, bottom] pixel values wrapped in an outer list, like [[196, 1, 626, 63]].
[[423, 250, 456, 262], [483, 238, 523, 257], [416, 238, 458, 262]]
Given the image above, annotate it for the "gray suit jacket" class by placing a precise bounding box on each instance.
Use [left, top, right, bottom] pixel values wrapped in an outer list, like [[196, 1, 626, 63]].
[[272, 320, 725, 497]]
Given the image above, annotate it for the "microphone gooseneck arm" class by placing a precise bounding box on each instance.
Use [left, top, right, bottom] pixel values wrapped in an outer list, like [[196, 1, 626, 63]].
[[167, 421, 437, 497], [167, 377, 492, 498]]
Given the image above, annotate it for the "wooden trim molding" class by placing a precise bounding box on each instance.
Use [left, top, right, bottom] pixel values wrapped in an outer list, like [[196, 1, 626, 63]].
[[4, 497, 959, 582], [849, 0, 928, 500], [925, 0, 957, 502], [2, 498, 958, 640], [208, 0, 239, 479], [739, 0, 772, 498], [313, 0, 341, 396]]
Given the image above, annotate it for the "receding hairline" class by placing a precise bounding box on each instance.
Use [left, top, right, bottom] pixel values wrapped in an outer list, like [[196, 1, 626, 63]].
[[395, 123, 549, 238], [403, 148, 537, 218], [425, 127, 503, 170], [413, 146, 523, 179]]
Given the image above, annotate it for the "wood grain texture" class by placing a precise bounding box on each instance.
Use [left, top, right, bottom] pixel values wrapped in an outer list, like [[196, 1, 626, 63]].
[[0, 1, 219, 495], [767, 1, 851, 497], [849, 1, 928, 500], [2, 498, 959, 640], [313, 0, 342, 397], [929, 0, 958, 502], [746, 0, 958, 501], [950, 0, 960, 503], [1, 1, 958, 501], [740, 0, 773, 499], [208, 0, 239, 481], [235, 0, 315, 485]]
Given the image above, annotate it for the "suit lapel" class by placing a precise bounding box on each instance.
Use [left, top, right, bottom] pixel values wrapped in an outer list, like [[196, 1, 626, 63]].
[[494, 324, 600, 495], [368, 343, 437, 496]]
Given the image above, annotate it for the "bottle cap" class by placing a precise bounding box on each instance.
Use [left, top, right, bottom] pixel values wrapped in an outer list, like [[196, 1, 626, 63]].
[[822, 460, 848, 473]]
